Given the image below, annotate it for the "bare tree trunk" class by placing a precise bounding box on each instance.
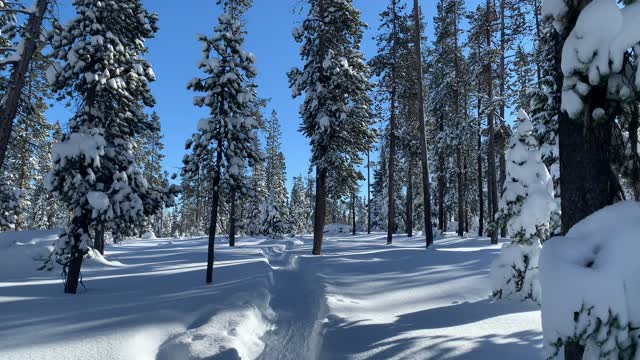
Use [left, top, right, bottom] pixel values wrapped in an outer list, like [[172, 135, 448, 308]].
[[312, 168, 327, 255], [406, 158, 414, 237], [206, 139, 223, 284], [413, 0, 434, 247], [229, 193, 236, 247], [485, 0, 499, 245], [352, 192, 356, 236], [367, 149, 371, 234], [477, 81, 485, 237], [387, 86, 397, 245], [95, 226, 105, 255], [0, 0, 48, 171], [64, 254, 83, 294]]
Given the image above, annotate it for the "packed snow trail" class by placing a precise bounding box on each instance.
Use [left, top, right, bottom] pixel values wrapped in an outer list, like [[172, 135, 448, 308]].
[[0, 231, 542, 359]]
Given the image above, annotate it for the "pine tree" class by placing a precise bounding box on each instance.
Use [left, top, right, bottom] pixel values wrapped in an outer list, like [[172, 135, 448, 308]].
[[182, 0, 261, 283], [44, 0, 175, 294], [289, 0, 375, 255], [262, 110, 288, 237], [491, 110, 555, 304], [288, 175, 309, 235]]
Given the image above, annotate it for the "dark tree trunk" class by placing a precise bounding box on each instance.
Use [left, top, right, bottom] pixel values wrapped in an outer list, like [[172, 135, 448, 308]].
[[499, 146, 507, 238], [437, 113, 446, 231], [406, 159, 414, 237], [312, 168, 327, 255], [206, 142, 223, 284], [630, 106, 639, 201], [485, 0, 499, 245], [457, 146, 464, 236], [95, 226, 105, 255], [367, 149, 371, 234], [477, 81, 485, 237], [413, 0, 434, 247], [229, 193, 236, 247], [0, 0, 48, 171], [387, 85, 397, 245], [64, 255, 83, 294]]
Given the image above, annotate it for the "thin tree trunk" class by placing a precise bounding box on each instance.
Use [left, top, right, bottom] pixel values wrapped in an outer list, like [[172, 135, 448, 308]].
[[485, 0, 499, 245], [0, 0, 48, 171], [352, 192, 356, 236], [630, 105, 639, 201], [406, 158, 414, 237], [229, 193, 236, 247], [413, 0, 434, 247], [206, 139, 223, 284], [312, 168, 327, 255], [387, 86, 397, 245], [367, 149, 371, 234]]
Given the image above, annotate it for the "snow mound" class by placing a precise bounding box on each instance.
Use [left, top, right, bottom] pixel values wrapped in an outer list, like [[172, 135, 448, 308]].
[[141, 231, 156, 240], [0, 229, 59, 276], [156, 290, 274, 360], [540, 201, 640, 358]]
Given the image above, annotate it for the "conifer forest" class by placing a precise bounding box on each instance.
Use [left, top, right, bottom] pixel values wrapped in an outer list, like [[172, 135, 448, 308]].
[[1, 0, 640, 359]]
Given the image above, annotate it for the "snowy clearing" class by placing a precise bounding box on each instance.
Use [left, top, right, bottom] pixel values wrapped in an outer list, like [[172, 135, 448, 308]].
[[0, 231, 541, 359]]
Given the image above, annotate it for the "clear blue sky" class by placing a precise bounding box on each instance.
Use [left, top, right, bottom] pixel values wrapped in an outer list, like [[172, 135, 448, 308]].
[[46, 0, 480, 192]]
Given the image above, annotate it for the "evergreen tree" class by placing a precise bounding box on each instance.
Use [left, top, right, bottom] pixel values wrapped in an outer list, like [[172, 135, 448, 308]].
[[44, 0, 175, 294], [288, 175, 309, 235], [262, 110, 288, 238], [289, 0, 375, 255], [182, 0, 261, 283], [491, 110, 555, 304]]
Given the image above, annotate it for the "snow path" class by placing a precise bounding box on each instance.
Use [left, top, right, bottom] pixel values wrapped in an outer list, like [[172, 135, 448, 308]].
[[0, 232, 542, 359]]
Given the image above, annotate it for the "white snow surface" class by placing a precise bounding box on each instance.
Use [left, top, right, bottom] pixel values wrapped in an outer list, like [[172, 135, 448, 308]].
[[540, 201, 640, 358], [0, 232, 542, 359]]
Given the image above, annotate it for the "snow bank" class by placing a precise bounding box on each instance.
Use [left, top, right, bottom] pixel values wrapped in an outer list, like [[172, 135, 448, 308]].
[[156, 289, 275, 360], [0, 229, 58, 277], [141, 231, 156, 240], [540, 201, 640, 358]]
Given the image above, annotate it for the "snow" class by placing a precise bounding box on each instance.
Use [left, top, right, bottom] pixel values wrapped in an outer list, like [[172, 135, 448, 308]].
[[51, 132, 106, 167], [87, 191, 109, 211], [0, 232, 542, 359], [540, 201, 640, 358]]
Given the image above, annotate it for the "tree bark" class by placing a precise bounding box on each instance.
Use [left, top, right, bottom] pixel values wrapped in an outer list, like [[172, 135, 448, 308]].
[[312, 168, 327, 255], [229, 193, 236, 247], [64, 254, 83, 294], [206, 140, 223, 284], [0, 0, 48, 171], [485, 0, 499, 245], [367, 149, 371, 234], [477, 84, 484, 236], [387, 86, 397, 245], [413, 0, 434, 247], [406, 158, 414, 237], [352, 192, 356, 236], [95, 226, 105, 255]]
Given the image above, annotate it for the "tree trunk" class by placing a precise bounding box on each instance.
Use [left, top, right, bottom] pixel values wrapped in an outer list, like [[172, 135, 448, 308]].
[[387, 86, 397, 245], [630, 105, 639, 201], [352, 192, 356, 236], [229, 193, 236, 247], [367, 149, 371, 234], [413, 0, 434, 247], [64, 254, 83, 294], [485, 0, 499, 245], [456, 146, 464, 236], [477, 83, 484, 237], [95, 226, 105, 255], [206, 141, 223, 284], [406, 159, 414, 237], [0, 0, 48, 171], [312, 168, 327, 255]]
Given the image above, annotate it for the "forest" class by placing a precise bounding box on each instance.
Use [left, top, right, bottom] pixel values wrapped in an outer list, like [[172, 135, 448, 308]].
[[1, 0, 640, 359]]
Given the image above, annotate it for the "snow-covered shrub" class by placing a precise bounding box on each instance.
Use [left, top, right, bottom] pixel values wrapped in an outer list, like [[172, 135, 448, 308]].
[[540, 202, 640, 359], [141, 231, 156, 240], [491, 110, 555, 304]]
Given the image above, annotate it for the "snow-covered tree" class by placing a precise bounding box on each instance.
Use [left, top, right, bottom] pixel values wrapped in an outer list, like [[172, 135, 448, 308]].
[[289, 0, 376, 255], [288, 175, 309, 235], [491, 109, 555, 304], [182, 0, 261, 283], [262, 110, 288, 238], [43, 0, 176, 294]]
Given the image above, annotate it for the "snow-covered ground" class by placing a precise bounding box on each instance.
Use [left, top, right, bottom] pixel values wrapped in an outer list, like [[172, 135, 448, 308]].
[[0, 231, 542, 359]]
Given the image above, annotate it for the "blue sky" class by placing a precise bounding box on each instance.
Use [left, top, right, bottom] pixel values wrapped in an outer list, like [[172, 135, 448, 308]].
[[46, 0, 480, 192]]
